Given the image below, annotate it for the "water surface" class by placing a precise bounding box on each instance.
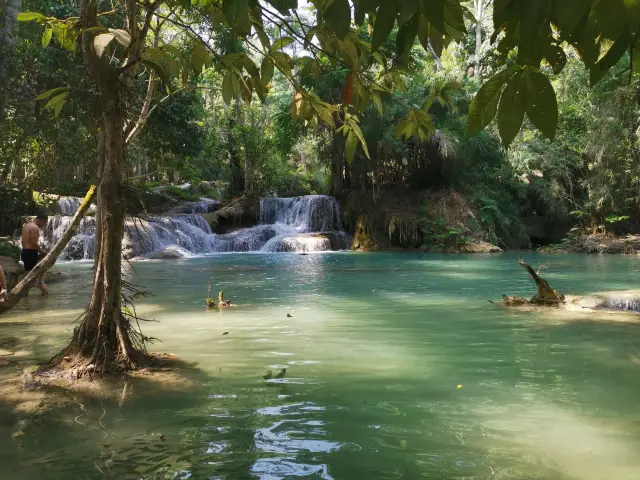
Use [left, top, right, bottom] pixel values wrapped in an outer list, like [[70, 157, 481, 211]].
[[1, 252, 640, 479]]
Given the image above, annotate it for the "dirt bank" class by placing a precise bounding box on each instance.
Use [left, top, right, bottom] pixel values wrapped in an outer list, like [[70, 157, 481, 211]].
[[540, 234, 640, 254], [343, 189, 503, 253]]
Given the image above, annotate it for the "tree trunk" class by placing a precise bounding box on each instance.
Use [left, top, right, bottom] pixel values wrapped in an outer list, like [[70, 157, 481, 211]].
[[229, 99, 245, 194], [0, 0, 20, 126], [474, 0, 484, 79], [46, 0, 150, 376], [0, 185, 97, 315], [52, 106, 146, 375], [426, 40, 442, 71]]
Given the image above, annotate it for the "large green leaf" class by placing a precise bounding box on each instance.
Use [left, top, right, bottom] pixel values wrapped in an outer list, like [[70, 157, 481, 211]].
[[94, 33, 115, 58], [345, 130, 358, 164], [256, 25, 271, 50], [524, 69, 558, 140], [465, 69, 512, 138], [444, 0, 466, 33], [498, 71, 527, 147], [44, 92, 69, 118], [271, 36, 294, 51], [108, 28, 131, 48], [371, 2, 398, 52], [266, 0, 297, 15], [593, 0, 627, 39], [42, 28, 53, 48], [261, 57, 274, 85], [399, 0, 418, 26], [590, 29, 631, 85], [222, 71, 234, 104], [191, 40, 210, 74], [17, 12, 45, 21], [545, 43, 567, 74], [223, 0, 249, 25], [323, 0, 351, 38], [396, 13, 419, 60], [421, 0, 445, 32], [349, 121, 370, 158], [554, 0, 593, 34], [141, 59, 172, 92], [35, 87, 69, 100]]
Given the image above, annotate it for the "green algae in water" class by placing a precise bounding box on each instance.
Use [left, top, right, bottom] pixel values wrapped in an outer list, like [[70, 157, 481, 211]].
[[2, 252, 640, 479]]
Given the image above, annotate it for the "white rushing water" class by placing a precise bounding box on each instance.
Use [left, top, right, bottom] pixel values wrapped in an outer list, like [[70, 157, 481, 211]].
[[43, 195, 349, 260], [56, 196, 97, 215]]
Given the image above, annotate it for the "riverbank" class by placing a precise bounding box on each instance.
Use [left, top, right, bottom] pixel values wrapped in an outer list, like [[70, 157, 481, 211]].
[[540, 234, 640, 254]]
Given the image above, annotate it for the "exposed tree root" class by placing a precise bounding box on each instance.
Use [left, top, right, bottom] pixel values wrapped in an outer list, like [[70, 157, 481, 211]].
[[39, 302, 157, 380]]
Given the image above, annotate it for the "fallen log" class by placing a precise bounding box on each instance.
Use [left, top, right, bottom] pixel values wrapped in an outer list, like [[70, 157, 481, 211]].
[[501, 259, 565, 307], [0, 185, 97, 315]]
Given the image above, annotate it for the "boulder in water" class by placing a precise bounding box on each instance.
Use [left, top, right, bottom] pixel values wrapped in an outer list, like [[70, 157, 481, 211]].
[[149, 247, 188, 259]]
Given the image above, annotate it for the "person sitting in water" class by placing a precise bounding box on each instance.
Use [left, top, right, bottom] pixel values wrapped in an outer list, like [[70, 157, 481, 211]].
[[21, 214, 49, 295], [0, 265, 7, 302]]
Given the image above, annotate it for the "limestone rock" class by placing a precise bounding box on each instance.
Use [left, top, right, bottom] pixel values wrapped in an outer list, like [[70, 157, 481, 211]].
[[149, 247, 186, 259], [459, 242, 503, 253], [0, 256, 22, 290]]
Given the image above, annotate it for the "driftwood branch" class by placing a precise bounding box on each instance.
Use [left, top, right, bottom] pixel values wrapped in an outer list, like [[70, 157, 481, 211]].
[[501, 259, 565, 307], [0, 185, 97, 315]]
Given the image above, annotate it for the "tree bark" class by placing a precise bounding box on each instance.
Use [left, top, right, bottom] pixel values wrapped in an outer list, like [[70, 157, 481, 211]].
[[0, 186, 97, 315], [474, 0, 484, 79], [0, 0, 20, 126], [229, 99, 245, 193], [46, 0, 152, 376]]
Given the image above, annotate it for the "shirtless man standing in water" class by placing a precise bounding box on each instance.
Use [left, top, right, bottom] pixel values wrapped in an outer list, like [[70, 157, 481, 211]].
[[21, 214, 49, 295]]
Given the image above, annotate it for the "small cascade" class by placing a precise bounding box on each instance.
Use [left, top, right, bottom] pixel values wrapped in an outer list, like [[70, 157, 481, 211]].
[[169, 198, 220, 214], [44, 194, 349, 260], [603, 296, 640, 313], [56, 196, 97, 215], [259, 195, 342, 232]]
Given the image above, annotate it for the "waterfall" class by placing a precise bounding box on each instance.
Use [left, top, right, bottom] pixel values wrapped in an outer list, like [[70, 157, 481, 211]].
[[603, 296, 640, 313], [259, 195, 342, 232], [168, 198, 220, 214], [57, 196, 97, 215], [43, 195, 349, 260]]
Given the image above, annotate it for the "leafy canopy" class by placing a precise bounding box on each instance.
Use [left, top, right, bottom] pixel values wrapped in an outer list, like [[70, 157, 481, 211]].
[[18, 0, 640, 152]]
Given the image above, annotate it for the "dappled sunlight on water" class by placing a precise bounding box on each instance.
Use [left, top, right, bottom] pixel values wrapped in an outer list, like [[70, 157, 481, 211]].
[[1, 252, 640, 478]]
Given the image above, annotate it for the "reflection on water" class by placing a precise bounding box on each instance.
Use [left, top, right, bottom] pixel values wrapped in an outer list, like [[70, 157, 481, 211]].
[[2, 252, 640, 479]]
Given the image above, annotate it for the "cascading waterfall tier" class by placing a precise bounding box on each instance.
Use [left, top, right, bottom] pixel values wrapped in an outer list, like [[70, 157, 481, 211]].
[[43, 194, 349, 260]]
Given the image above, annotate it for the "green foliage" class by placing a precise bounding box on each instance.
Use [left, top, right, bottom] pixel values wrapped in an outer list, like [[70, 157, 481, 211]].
[[420, 217, 472, 250], [0, 241, 20, 261]]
